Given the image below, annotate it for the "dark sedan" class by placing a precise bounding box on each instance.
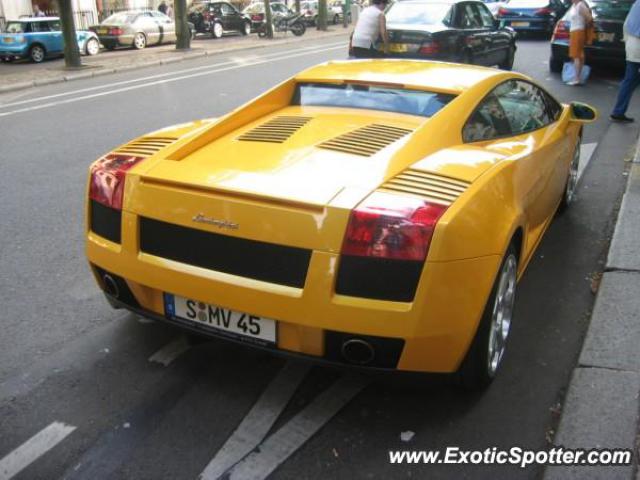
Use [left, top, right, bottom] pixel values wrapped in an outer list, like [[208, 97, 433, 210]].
[[496, 0, 568, 35], [549, 0, 633, 72], [188, 1, 252, 37], [380, 0, 517, 69]]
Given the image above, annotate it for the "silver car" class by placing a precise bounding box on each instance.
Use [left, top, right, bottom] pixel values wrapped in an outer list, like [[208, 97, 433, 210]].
[[90, 11, 193, 50]]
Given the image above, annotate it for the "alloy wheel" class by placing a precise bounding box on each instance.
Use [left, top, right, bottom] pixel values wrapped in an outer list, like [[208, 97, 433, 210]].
[[564, 139, 580, 205], [244, 22, 251, 35], [86, 38, 100, 56], [30, 45, 45, 63], [487, 253, 517, 376], [133, 33, 146, 49], [213, 23, 223, 38]]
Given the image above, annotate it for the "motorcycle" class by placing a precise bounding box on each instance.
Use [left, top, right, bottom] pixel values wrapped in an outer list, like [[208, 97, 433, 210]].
[[257, 12, 306, 37]]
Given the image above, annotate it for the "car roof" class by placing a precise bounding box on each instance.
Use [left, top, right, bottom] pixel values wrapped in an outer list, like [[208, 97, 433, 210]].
[[296, 60, 509, 94]]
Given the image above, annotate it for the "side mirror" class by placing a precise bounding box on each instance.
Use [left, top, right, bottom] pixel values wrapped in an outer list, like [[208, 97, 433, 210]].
[[569, 102, 598, 123]]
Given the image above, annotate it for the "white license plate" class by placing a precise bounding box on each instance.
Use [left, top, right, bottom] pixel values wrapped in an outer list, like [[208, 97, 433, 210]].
[[165, 294, 277, 344], [511, 21, 530, 27], [597, 32, 615, 42]]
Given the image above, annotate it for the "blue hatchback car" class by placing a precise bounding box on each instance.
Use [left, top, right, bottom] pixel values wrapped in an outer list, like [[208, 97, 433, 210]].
[[0, 17, 100, 63]]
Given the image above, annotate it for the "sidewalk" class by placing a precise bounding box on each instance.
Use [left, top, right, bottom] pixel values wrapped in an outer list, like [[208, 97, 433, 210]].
[[0, 26, 351, 94], [544, 134, 640, 479]]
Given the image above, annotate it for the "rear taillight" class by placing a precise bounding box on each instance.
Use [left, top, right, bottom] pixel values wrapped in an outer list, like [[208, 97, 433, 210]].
[[535, 7, 553, 15], [552, 20, 569, 40], [341, 192, 448, 261], [89, 154, 144, 210], [252, 14, 262, 20], [109, 27, 123, 35], [498, 7, 511, 16], [419, 39, 440, 55], [306, 9, 313, 14]]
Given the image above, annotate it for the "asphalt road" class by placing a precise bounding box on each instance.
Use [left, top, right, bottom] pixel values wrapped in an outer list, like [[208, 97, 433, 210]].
[[0, 35, 638, 480]]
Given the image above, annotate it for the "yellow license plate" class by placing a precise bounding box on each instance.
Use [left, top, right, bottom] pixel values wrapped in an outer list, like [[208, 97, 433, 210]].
[[512, 21, 529, 27], [98, 28, 109, 34], [2, 37, 13, 43], [389, 43, 408, 53]]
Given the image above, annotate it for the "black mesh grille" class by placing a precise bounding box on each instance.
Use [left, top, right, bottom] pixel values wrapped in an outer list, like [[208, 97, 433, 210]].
[[335, 255, 423, 302], [90, 200, 122, 243], [139, 217, 311, 288]]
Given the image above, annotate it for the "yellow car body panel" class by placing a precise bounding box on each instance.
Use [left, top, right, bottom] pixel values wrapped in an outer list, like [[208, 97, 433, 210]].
[[86, 60, 594, 373]]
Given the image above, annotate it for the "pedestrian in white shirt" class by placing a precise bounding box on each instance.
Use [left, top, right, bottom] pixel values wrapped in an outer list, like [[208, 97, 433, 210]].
[[351, 0, 389, 58]]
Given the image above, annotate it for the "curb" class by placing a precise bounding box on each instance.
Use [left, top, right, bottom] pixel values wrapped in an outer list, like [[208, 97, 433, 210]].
[[0, 29, 350, 94], [543, 136, 640, 479]]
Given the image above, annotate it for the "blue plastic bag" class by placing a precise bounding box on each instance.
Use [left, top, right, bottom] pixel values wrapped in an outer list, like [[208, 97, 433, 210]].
[[562, 62, 591, 84]]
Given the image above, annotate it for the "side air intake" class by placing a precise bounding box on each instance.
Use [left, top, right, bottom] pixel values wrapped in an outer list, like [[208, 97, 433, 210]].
[[114, 137, 178, 157], [379, 169, 470, 206]]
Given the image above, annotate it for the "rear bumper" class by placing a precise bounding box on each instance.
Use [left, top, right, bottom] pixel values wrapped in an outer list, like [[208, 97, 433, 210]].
[[87, 213, 501, 374], [551, 40, 626, 65], [0, 44, 29, 57], [499, 17, 554, 31], [98, 34, 135, 48]]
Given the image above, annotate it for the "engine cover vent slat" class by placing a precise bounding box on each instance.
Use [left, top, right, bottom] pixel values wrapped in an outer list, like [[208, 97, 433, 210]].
[[318, 124, 413, 157], [114, 136, 178, 157], [237, 116, 312, 143], [378, 169, 471, 206]]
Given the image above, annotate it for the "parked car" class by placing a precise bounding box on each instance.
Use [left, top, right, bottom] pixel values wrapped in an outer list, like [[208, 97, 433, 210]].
[[243, 2, 291, 31], [482, 0, 508, 15], [495, 0, 568, 35], [188, 1, 252, 37], [0, 17, 100, 63], [301, 0, 319, 25], [85, 59, 596, 389], [329, 1, 352, 24], [378, 0, 517, 69], [89, 11, 194, 50], [549, 0, 633, 72]]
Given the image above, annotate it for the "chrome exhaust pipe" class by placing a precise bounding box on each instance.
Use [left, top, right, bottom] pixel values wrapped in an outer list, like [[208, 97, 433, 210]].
[[102, 274, 120, 299], [341, 338, 375, 365]]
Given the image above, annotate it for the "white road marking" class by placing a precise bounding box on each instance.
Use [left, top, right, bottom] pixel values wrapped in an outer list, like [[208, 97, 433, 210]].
[[0, 422, 76, 480], [578, 142, 597, 182], [0, 45, 345, 118], [199, 361, 310, 480], [226, 374, 369, 480], [148, 335, 191, 366], [0, 41, 345, 110]]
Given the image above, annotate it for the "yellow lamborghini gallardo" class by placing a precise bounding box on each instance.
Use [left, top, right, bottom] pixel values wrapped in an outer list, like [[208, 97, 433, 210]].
[[86, 60, 596, 388]]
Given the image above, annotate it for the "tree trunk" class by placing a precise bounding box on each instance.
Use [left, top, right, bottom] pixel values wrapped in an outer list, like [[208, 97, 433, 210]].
[[342, 0, 350, 27], [317, 0, 327, 31], [56, 0, 81, 68], [295, 0, 301, 13], [262, 0, 273, 38], [175, 0, 191, 50]]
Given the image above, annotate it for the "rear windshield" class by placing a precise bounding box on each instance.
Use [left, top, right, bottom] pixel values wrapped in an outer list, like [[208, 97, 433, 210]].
[[386, 3, 452, 25], [102, 13, 137, 24], [590, 0, 634, 19], [506, 0, 549, 7], [292, 83, 455, 117]]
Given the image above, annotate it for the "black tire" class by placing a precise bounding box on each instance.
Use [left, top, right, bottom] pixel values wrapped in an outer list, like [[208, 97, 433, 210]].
[[85, 37, 100, 56], [456, 244, 518, 390], [291, 21, 306, 36], [549, 55, 563, 73], [242, 21, 251, 35], [133, 32, 146, 49], [499, 44, 516, 70], [29, 44, 46, 63], [212, 22, 223, 39], [558, 130, 582, 212], [460, 49, 473, 65]]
